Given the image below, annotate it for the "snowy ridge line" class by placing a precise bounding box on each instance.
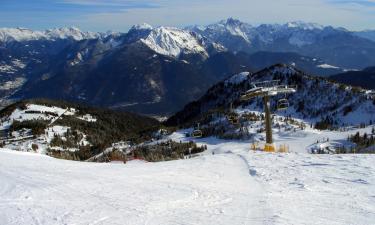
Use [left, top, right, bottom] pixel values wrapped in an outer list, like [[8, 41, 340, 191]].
[[190, 18, 366, 48]]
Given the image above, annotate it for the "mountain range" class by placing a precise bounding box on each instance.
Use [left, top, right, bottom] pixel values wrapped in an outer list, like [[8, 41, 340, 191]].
[[190, 19, 375, 69], [1, 18, 375, 115]]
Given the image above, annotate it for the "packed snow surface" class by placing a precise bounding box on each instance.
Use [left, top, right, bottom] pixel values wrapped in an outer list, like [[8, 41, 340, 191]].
[[1, 124, 375, 225]]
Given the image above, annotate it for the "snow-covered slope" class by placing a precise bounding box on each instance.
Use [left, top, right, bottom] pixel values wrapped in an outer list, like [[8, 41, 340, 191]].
[[0, 27, 101, 43], [140, 27, 209, 58]]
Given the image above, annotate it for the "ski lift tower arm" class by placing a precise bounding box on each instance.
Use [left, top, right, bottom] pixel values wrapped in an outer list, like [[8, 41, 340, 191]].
[[241, 83, 297, 101]]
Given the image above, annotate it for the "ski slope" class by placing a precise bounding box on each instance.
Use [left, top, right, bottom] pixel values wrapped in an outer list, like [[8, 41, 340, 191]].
[[1, 136, 374, 225]]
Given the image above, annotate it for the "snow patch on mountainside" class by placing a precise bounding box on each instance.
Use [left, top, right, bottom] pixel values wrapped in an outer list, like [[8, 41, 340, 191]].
[[0, 77, 26, 91], [317, 63, 340, 69], [0, 59, 26, 73], [69, 48, 90, 66]]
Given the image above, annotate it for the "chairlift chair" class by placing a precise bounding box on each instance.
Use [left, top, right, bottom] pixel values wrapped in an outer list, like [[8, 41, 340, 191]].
[[192, 130, 203, 138], [277, 98, 289, 111], [192, 123, 203, 138]]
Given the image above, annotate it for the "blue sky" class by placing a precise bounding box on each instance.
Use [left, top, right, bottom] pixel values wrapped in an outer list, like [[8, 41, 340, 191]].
[[0, 0, 374, 31]]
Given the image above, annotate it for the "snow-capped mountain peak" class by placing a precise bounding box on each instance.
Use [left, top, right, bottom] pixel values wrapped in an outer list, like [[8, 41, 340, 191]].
[[140, 26, 208, 58], [206, 18, 253, 43], [0, 27, 100, 43], [219, 18, 244, 27]]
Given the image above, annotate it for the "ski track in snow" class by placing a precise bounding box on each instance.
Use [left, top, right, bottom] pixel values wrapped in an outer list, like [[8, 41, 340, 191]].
[[206, 144, 375, 225], [1, 124, 375, 225]]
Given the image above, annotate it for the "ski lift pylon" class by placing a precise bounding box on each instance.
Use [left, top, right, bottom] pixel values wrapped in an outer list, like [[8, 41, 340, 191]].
[[241, 80, 296, 152]]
